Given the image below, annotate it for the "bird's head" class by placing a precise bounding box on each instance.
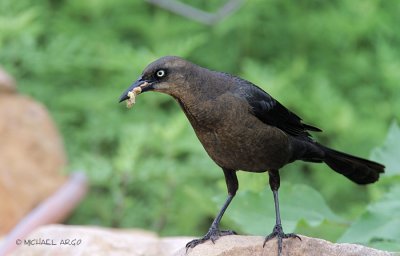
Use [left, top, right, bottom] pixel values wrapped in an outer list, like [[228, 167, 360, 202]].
[[119, 56, 196, 103]]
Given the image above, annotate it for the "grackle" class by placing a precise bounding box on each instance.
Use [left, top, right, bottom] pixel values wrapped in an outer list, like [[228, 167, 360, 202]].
[[119, 56, 384, 255]]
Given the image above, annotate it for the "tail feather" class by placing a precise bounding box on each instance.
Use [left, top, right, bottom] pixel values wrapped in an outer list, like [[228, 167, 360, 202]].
[[317, 143, 385, 184]]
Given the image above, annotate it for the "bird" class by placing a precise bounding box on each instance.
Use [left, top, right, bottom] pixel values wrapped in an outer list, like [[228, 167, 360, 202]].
[[119, 56, 385, 255]]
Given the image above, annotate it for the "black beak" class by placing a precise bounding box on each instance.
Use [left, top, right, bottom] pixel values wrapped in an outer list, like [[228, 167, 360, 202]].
[[119, 78, 152, 103]]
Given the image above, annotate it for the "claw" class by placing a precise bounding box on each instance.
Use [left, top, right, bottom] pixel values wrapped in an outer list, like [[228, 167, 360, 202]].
[[185, 228, 236, 252], [263, 224, 301, 256]]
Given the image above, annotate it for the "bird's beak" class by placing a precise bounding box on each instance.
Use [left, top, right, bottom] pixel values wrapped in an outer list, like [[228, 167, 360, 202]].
[[119, 78, 153, 103]]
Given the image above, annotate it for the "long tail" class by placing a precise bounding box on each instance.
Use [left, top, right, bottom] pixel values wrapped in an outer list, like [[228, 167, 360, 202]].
[[317, 143, 385, 184]]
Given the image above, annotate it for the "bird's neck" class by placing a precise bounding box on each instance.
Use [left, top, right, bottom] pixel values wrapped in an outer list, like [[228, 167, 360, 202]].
[[172, 90, 224, 132], [171, 69, 232, 130]]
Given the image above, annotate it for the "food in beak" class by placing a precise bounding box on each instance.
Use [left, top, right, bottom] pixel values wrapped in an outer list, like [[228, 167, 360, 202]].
[[126, 86, 142, 108]]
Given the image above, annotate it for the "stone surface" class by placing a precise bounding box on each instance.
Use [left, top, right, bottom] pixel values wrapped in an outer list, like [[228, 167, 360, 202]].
[[10, 225, 191, 256], [8, 225, 399, 256], [178, 235, 399, 256], [0, 93, 67, 235]]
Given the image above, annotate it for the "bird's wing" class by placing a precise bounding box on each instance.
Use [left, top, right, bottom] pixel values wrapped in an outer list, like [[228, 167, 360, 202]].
[[234, 77, 322, 138]]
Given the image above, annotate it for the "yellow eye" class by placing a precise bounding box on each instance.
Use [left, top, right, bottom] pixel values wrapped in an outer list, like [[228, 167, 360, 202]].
[[156, 69, 166, 78]]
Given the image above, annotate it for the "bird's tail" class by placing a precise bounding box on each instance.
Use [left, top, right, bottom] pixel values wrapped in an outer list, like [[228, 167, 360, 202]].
[[317, 143, 385, 184]]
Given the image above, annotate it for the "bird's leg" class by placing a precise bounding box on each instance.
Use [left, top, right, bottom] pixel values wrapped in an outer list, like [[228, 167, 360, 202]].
[[263, 169, 301, 255], [186, 169, 238, 250]]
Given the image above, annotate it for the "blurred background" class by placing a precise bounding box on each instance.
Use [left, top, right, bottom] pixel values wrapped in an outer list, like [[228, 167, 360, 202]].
[[1, 0, 399, 251]]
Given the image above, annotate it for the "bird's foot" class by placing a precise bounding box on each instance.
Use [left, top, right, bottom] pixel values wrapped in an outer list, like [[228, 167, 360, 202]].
[[263, 224, 301, 256], [186, 226, 236, 251]]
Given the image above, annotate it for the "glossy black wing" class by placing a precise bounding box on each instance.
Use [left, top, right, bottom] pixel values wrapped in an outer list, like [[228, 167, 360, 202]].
[[234, 77, 322, 138]]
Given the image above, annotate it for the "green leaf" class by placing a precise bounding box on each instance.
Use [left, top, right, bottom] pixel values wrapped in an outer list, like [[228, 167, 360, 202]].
[[216, 183, 342, 236], [338, 185, 400, 247], [370, 120, 400, 176], [295, 219, 348, 242], [368, 241, 400, 252]]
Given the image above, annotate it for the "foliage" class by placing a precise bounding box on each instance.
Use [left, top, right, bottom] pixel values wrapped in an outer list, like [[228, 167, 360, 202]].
[[370, 121, 400, 177], [0, 0, 399, 251], [338, 121, 400, 251], [339, 185, 400, 251]]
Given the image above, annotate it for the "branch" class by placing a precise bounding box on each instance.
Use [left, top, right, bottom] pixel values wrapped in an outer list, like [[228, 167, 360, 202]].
[[146, 0, 245, 25]]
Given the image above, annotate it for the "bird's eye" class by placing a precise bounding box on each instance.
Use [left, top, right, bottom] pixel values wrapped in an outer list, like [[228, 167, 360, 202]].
[[156, 69, 166, 78]]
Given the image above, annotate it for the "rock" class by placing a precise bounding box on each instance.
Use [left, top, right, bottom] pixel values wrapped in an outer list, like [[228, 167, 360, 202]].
[[177, 235, 399, 256], [10, 225, 191, 256], [8, 225, 398, 256], [0, 67, 16, 93], [0, 93, 67, 235]]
